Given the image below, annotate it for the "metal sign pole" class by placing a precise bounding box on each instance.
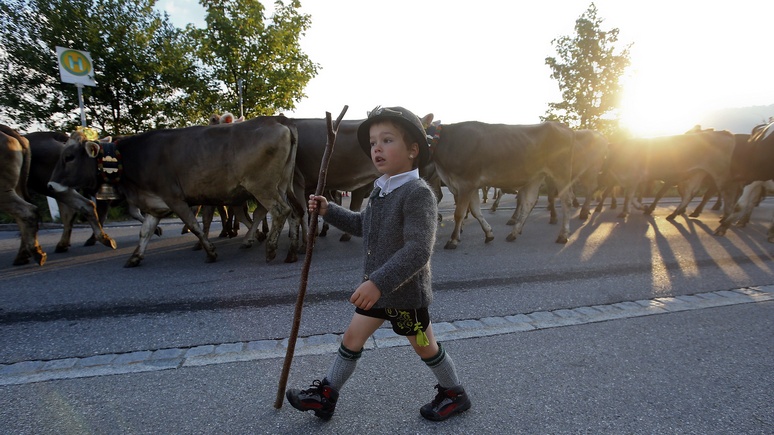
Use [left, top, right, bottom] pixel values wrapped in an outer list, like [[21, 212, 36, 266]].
[[238, 79, 244, 119], [76, 83, 86, 127]]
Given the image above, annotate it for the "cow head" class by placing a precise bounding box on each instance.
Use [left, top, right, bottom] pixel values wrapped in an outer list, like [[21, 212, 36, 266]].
[[210, 112, 245, 125], [47, 131, 111, 194]]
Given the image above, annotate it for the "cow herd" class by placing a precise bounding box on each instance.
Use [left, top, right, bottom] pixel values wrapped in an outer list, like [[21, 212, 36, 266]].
[[1, 115, 773, 268]]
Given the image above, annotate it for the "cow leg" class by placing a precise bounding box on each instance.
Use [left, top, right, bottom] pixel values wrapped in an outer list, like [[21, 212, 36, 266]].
[[505, 178, 542, 243], [282, 194, 304, 263], [577, 174, 596, 221], [690, 185, 716, 217], [251, 191, 293, 262], [3, 193, 46, 266], [579, 193, 592, 221], [735, 181, 763, 227], [444, 189, 475, 249], [55, 189, 116, 250], [610, 187, 618, 209], [192, 205, 216, 251], [260, 216, 269, 242], [618, 186, 636, 218], [547, 189, 558, 225], [181, 205, 198, 234], [84, 199, 108, 246], [230, 204, 250, 238], [229, 203, 253, 239], [594, 185, 611, 214], [266, 200, 292, 263], [667, 173, 705, 220], [126, 214, 162, 267], [216, 205, 231, 238], [571, 191, 580, 208], [555, 181, 573, 243], [644, 183, 670, 215], [489, 188, 503, 212], [241, 204, 268, 249], [174, 202, 217, 262], [54, 200, 75, 253], [465, 192, 494, 244], [127, 204, 162, 237]]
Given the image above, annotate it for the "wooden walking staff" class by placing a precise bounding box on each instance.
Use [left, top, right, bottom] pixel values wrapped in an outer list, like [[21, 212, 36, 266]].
[[275, 105, 349, 409]]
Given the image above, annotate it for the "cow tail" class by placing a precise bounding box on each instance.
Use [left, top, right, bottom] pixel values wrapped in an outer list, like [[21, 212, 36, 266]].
[[280, 118, 304, 219], [0, 125, 33, 202]]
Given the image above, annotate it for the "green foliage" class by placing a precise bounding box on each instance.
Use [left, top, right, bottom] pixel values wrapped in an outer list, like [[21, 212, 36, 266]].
[[0, 0, 207, 134], [0, 0, 318, 134], [542, 3, 631, 138], [192, 0, 319, 117]]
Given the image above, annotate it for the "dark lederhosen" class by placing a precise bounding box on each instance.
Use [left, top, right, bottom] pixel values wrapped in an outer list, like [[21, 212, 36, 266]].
[[355, 307, 430, 336]]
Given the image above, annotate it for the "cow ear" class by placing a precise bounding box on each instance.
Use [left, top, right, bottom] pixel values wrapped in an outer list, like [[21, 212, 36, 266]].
[[85, 141, 101, 158], [99, 136, 112, 143], [221, 112, 234, 123], [209, 113, 220, 125], [421, 113, 434, 128]]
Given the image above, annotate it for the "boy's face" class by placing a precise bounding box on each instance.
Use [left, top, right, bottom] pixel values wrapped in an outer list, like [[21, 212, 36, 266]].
[[368, 121, 419, 177]]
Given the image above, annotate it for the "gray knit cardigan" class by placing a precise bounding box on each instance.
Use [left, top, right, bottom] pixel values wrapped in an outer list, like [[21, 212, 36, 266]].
[[323, 178, 437, 309]]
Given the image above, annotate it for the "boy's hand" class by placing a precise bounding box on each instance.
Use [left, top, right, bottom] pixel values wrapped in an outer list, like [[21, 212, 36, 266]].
[[350, 280, 381, 310], [308, 194, 328, 216]]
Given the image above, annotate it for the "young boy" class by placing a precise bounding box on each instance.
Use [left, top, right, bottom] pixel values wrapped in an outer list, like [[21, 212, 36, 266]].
[[286, 106, 471, 421]]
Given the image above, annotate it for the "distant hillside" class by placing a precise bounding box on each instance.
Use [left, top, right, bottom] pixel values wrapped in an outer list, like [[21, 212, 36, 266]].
[[699, 104, 774, 134]]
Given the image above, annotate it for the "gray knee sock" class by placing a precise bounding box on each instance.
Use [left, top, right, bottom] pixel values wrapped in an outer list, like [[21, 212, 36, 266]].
[[325, 343, 361, 390], [422, 342, 461, 388]]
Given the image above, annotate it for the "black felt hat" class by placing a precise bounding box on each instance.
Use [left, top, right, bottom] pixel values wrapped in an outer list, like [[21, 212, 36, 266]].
[[357, 106, 430, 167]]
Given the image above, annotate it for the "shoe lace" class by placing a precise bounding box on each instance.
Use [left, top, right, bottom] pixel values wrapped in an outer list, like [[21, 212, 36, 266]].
[[303, 379, 326, 394], [430, 384, 448, 406]]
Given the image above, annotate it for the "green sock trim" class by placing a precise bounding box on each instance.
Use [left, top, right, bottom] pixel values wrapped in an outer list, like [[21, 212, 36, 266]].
[[338, 343, 362, 361], [422, 342, 446, 367]]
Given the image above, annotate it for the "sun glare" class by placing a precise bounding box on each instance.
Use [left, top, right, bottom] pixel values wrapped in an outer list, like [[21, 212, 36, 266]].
[[618, 70, 710, 138]]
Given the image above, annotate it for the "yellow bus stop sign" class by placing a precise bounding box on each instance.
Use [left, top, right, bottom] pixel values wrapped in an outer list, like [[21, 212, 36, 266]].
[[56, 46, 96, 87]]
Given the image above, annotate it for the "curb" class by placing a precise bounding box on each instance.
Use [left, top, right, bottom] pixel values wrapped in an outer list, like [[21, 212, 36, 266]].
[[1, 285, 771, 386]]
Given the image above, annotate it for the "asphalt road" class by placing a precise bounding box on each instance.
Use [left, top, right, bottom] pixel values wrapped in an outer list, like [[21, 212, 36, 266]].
[[1, 190, 772, 434]]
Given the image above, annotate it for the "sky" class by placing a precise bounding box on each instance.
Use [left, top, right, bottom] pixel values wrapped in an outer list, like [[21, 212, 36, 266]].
[[155, 0, 774, 137]]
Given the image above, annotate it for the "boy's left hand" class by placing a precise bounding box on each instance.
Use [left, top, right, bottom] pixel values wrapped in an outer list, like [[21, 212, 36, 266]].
[[350, 280, 381, 310]]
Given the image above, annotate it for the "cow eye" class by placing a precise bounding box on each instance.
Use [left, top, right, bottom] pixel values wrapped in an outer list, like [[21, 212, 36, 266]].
[[63, 152, 75, 163]]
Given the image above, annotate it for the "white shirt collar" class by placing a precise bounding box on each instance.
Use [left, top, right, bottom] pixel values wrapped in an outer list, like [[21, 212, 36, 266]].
[[375, 168, 419, 196]]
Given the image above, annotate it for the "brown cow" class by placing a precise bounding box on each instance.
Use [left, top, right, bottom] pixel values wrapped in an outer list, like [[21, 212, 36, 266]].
[[48, 116, 300, 267], [0, 125, 46, 266], [25, 131, 116, 253], [292, 118, 379, 243], [546, 129, 609, 222], [638, 128, 736, 218], [602, 130, 738, 221], [715, 121, 774, 240], [189, 112, 253, 241], [200, 117, 383, 247], [425, 118, 575, 248]]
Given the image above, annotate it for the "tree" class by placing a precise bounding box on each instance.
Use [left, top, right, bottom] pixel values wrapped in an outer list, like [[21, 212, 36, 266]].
[[193, 0, 319, 117], [543, 3, 631, 137], [0, 0, 318, 134], [0, 0, 208, 134]]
